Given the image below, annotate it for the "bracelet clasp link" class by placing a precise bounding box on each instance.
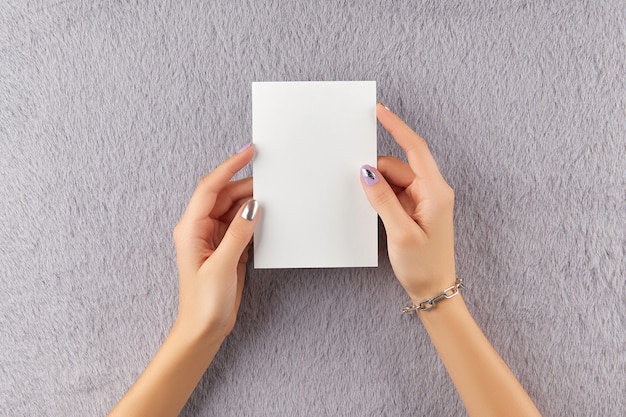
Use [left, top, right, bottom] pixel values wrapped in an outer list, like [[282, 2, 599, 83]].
[[402, 278, 464, 314]]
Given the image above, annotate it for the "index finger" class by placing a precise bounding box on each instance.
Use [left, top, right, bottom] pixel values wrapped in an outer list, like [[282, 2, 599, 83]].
[[376, 103, 443, 179], [181, 144, 254, 223]]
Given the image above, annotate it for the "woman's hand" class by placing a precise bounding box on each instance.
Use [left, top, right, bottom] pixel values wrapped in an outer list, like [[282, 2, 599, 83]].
[[172, 144, 259, 344], [360, 105, 542, 417], [360, 103, 456, 302], [109, 146, 260, 417]]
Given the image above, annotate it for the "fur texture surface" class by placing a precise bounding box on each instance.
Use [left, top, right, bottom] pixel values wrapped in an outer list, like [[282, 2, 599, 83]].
[[1, 1, 624, 416]]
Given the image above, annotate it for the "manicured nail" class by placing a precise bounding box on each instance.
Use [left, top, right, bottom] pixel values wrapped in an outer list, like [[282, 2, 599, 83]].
[[237, 143, 252, 154], [241, 199, 259, 221], [378, 102, 390, 111], [361, 165, 379, 186]]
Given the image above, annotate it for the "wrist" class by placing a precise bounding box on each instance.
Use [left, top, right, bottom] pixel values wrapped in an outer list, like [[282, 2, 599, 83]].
[[405, 278, 463, 313], [405, 273, 458, 304], [170, 320, 226, 365], [416, 292, 468, 326]]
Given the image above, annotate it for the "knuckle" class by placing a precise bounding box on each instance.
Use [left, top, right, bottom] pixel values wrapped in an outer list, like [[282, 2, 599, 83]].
[[441, 184, 455, 206], [226, 226, 249, 245], [371, 187, 397, 208], [390, 227, 419, 247], [417, 134, 430, 149], [173, 223, 182, 241], [377, 155, 395, 167], [197, 174, 212, 190], [429, 183, 455, 212]]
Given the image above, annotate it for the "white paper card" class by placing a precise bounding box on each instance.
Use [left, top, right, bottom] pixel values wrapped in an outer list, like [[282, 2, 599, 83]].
[[252, 81, 377, 268]]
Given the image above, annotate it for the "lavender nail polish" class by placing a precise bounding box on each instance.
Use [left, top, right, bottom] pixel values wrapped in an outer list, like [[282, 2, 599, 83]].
[[361, 165, 379, 186], [237, 143, 252, 153]]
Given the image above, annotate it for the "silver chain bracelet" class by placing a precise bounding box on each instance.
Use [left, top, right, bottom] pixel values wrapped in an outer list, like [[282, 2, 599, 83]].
[[402, 278, 464, 314]]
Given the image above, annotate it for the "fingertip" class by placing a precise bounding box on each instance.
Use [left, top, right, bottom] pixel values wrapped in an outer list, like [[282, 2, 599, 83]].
[[236, 143, 253, 154], [240, 199, 260, 222], [215, 199, 260, 265], [377, 102, 391, 112], [358, 163, 413, 232], [235, 143, 255, 162], [360, 164, 380, 187], [218, 143, 255, 174], [376, 102, 386, 120]]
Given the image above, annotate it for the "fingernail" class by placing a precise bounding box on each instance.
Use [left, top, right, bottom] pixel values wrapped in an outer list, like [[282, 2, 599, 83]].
[[237, 143, 252, 154], [241, 199, 259, 221], [378, 102, 390, 111], [361, 165, 379, 186]]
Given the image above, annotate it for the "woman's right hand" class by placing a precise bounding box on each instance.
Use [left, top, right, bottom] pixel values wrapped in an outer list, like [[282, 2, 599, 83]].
[[360, 103, 457, 303]]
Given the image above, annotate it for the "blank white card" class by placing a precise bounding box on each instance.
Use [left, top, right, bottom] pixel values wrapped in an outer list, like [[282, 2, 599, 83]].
[[252, 81, 377, 268]]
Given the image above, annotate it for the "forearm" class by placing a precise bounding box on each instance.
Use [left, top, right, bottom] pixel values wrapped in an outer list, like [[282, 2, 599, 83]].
[[108, 324, 224, 417], [419, 295, 542, 417]]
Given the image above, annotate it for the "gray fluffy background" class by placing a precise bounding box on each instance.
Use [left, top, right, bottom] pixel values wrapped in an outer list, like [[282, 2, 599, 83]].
[[1, 1, 625, 416]]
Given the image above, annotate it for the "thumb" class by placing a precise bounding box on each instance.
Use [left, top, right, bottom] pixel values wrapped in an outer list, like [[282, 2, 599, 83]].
[[360, 165, 413, 233], [214, 199, 260, 266]]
